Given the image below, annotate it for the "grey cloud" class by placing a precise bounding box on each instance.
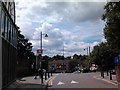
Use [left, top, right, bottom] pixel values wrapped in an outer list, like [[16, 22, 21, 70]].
[[16, 1, 104, 56], [20, 2, 105, 24]]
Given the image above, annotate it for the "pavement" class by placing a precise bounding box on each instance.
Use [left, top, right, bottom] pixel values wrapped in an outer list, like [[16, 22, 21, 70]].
[[3, 75, 55, 90], [93, 72, 118, 86]]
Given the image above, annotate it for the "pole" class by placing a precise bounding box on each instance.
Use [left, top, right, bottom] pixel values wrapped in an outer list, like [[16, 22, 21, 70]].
[[63, 43, 64, 60], [34, 54, 37, 79], [87, 47, 88, 56], [36, 54, 37, 70], [40, 32, 43, 84], [110, 70, 112, 80], [89, 46, 90, 55]]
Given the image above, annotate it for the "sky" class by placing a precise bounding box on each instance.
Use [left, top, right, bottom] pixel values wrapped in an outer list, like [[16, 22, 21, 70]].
[[15, 0, 107, 57]]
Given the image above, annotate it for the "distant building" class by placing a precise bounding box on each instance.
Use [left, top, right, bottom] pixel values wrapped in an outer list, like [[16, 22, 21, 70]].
[[0, 0, 18, 89], [48, 60, 69, 73]]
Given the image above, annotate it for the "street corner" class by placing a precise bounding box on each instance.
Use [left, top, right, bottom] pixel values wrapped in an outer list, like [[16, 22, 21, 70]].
[[93, 75, 118, 86]]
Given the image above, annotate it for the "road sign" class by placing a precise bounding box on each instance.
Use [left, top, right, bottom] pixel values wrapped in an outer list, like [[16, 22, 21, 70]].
[[118, 54, 120, 60], [114, 57, 118, 64], [37, 49, 43, 54]]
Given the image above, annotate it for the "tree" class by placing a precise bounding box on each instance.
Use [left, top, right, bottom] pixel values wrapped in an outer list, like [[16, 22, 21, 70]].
[[17, 30, 35, 77], [68, 60, 78, 72], [102, 2, 120, 53], [42, 55, 50, 71], [52, 55, 64, 60], [90, 42, 115, 71]]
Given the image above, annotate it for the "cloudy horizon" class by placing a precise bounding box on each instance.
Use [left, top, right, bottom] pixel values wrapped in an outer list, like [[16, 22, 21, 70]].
[[15, 0, 107, 57]]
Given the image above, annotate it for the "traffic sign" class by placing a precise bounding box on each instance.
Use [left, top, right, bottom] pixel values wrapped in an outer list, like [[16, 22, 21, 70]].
[[37, 49, 43, 54], [114, 57, 118, 64], [118, 54, 120, 60]]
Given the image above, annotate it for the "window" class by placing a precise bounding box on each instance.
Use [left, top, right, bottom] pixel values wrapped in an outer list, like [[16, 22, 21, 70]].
[[11, 27, 14, 45], [13, 28, 15, 46], [14, 29, 17, 47], [9, 23, 12, 42], [1, 9, 5, 36], [7, 19, 10, 40], [5, 16, 8, 39]]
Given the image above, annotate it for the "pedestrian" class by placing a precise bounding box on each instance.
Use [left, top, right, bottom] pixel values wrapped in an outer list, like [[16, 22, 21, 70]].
[[31, 63, 35, 75]]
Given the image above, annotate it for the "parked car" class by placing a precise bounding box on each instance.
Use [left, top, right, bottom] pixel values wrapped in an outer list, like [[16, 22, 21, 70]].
[[82, 67, 90, 73], [111, 69, 116, 74]]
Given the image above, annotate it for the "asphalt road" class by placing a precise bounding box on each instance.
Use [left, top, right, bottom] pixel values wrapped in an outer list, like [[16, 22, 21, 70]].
[[48, 73, 118, 90]]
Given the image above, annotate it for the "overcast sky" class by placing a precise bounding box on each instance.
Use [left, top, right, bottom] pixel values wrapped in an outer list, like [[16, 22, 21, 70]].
[[15, 0, 107, 57]]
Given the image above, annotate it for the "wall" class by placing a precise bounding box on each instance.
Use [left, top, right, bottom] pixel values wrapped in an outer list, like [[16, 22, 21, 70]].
[[0, 1, 17, 89], [0, 1, 2, 90]]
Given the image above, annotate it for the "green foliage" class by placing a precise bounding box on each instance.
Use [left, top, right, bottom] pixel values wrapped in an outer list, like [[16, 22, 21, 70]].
[[42, 55, 51, 71], [90, 42, 116, 70], [102, 2, 120, 53], [82, 57, 92, 68], [68, 60, 78, 72], [17, 30, 35, 77], [52, 55, 64, 60]]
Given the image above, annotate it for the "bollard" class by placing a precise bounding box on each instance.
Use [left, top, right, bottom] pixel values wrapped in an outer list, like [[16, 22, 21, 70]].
[[48, 72, 50, 78], [101, 71, 102, 77], [107, 71, 109, 76], [45, 72, 47, 80], [110, 70, 112, 80], [101, 71, 104, 78], [102, 71, 104, 78], [41, 72, 44, 84], [51, 71, 52, 76]]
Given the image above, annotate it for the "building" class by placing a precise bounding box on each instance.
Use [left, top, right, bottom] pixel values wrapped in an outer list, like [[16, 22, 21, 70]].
[[48, 60, 69, 73], [0, 0, 18, 89]]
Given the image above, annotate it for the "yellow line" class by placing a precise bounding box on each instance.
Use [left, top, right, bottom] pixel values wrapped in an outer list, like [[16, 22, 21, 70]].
[[48, 75, 56, 87]]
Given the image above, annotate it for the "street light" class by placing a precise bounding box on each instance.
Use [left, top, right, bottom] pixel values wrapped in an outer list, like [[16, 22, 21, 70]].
[[40, 32, 48, 84], [83, 46, 90, 56], [34, 32, 48, 80]]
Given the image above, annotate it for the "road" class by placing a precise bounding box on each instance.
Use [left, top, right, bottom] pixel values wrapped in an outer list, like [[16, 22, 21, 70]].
[[48, 73, 118, 90]]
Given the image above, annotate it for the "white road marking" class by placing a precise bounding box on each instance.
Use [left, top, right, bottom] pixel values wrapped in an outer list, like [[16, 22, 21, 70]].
[[71, 80, 79, 84], [57, 81, 65, 85]]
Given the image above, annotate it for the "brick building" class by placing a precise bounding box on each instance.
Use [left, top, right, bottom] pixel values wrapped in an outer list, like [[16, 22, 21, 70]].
[[48, 60, 69, 73]]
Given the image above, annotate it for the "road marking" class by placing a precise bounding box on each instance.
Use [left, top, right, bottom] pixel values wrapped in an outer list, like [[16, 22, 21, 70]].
[[57, 81, 65, 85], [93, 76, 117, 86], [71, 80, 79, 84], [47, 75, 57, 87]]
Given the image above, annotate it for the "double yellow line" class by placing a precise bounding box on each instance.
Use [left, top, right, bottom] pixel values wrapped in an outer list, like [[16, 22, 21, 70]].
[[47, 75, 57, 87]]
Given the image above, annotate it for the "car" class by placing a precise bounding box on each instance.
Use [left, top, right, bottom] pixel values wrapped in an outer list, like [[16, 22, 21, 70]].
[[82, 67, 90, 73], [111, 69, 116, 74]]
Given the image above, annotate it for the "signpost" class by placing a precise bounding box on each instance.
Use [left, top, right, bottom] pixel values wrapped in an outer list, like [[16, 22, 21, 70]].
[[37, 49, 43, 55]]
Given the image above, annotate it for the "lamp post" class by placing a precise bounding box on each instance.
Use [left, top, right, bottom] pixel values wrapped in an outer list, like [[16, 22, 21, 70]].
[[40, 32, 48, 84], [84, 46, 91, 56]]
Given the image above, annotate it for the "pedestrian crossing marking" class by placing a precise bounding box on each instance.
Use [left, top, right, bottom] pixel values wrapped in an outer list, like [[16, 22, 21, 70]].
[[57, 81, 65, 85], [71, 80, 79, 84]]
